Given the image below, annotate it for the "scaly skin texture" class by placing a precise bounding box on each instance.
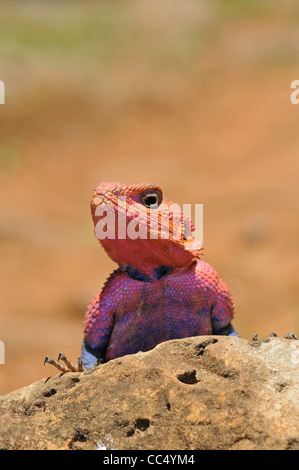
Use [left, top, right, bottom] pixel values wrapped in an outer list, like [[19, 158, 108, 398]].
[[81, 182, 237, 369]]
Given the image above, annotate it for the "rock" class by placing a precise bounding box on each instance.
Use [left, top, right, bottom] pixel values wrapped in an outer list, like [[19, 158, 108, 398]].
[[0, 335, 298, 450]]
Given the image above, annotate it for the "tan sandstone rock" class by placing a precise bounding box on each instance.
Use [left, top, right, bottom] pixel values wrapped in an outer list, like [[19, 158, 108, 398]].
[[0, 335, 298, 450]]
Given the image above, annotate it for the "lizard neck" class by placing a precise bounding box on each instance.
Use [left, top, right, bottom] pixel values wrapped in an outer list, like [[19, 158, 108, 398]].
[[120, 262, 197, 282], [121, 264, 173, 282]]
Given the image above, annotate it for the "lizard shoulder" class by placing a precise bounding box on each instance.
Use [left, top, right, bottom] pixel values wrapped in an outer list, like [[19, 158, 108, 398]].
[[192, 260, 233, 305]]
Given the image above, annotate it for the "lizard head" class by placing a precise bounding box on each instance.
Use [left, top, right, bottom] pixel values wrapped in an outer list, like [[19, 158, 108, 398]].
[[90, 182, 202, 279]]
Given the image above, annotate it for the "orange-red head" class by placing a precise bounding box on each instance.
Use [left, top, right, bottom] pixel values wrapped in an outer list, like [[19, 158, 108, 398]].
[[91, 182, 202, 277]]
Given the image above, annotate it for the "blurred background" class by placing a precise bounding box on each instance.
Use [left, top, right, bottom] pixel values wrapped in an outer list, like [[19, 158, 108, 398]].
[[0, 0, 299, 395]]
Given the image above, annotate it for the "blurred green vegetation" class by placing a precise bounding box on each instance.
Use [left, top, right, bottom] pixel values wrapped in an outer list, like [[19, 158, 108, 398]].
[[0, 0, 297, 78], [215, 0, 272, 17], [0, 2, 132, 65], [0, 1, 204, 69]]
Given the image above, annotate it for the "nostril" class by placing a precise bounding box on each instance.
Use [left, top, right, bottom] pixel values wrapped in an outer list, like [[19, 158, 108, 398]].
[[91, 195, 105, 206]]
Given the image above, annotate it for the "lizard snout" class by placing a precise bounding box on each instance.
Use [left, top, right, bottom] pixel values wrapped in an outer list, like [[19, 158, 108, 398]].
[[91, 195, 105, 207]]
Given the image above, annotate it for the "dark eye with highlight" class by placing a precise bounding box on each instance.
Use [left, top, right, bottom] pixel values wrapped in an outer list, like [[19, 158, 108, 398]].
[[141, 191, 162, 209]]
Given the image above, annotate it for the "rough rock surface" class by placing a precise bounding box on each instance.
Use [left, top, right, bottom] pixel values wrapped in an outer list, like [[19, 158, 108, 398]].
[[0, 335, 298, 450]]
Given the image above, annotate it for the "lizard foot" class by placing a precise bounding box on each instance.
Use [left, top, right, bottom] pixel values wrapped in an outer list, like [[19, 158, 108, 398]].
[[44, 352, 84, 373], [251, 332, 297, 342]]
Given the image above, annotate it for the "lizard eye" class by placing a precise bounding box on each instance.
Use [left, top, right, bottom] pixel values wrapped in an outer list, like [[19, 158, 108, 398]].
[[141, 191, 162, 209]]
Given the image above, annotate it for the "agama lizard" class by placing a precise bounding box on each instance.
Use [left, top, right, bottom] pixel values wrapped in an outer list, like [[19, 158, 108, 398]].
[[44, 182, 238, 372], [44, 182, 296, 373]]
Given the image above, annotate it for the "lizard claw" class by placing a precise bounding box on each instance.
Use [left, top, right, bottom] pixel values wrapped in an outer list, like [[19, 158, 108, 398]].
[[264, 332, 278, 339], [250, 332, 297, 343], [44, 354, 70, 373], [282, 332, 297, 340], [44, 352, 84, 373]]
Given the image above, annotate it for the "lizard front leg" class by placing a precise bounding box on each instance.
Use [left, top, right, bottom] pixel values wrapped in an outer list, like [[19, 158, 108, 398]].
[[43, 343, 105, 374]]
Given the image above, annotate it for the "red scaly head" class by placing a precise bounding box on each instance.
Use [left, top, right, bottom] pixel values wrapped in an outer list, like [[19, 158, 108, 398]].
[[90, 182, 202, 278]]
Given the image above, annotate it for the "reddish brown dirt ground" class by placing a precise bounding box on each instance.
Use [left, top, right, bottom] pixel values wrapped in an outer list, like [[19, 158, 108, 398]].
[[0, 1, 299, 394]]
